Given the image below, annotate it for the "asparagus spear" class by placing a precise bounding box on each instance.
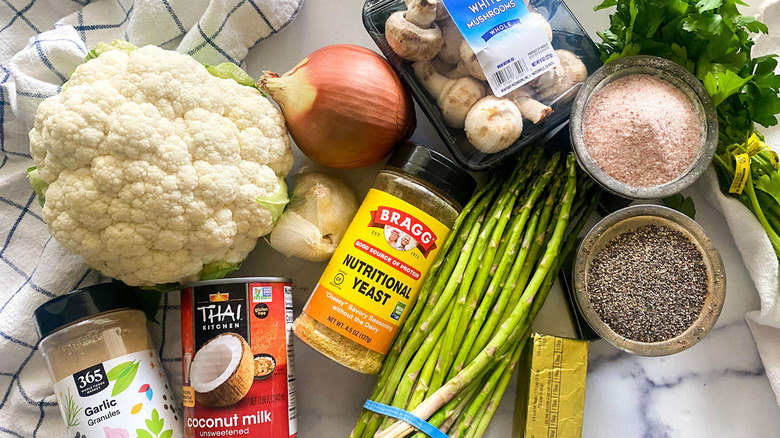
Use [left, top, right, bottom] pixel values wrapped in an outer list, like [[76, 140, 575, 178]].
[[467, 183, 602, 438], [447, 199, 539, 381], [436, 384, 479, 435], [386, 305, 455, 421], [387, 167, 527, 427], [459, 170, 590, 438], [462, 184, 602, 438], [467, 333, 528, 438], [456, 341, 522, 436], [409, 383, 481, 438], [407, 332, 442, 410]]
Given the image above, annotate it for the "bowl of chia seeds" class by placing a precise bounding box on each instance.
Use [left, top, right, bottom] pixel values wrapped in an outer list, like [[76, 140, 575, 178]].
[[573, 204, 726, 356]]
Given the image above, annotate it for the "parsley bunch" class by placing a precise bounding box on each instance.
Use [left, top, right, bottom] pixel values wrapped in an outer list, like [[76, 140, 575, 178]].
[[596, 0, 780, 258]]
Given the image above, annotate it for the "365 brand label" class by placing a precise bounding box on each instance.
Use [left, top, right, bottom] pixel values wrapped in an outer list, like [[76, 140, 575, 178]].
[[53, 349, 182, 438]]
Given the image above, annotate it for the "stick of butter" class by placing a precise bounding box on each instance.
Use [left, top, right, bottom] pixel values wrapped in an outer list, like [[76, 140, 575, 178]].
[[513, 333, 589, 438]]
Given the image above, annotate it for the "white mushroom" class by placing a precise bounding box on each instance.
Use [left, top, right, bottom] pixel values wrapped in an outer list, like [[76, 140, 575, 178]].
[[462, 86, 552, 154], [444, 63, 470, 79], [413, 60, 486, 128], [458, 40, 487, 81], [529, 50, 588, 101], [386, 0, 442, 61], [529, 12, 553, 42], [507, 87, 553, 124], [438, 18, 463, 64], [431, 56, 455, 75], [435, 2, 450, 20], [404, 0, 438, 26], [465, 96, 524, 154]]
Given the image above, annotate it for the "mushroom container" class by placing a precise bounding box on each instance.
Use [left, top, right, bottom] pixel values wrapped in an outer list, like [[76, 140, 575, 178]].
[[363, 0, 602, 171]]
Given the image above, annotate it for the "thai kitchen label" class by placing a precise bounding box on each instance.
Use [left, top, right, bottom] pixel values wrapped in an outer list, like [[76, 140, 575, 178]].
[[303, 189, 452, 354], [442, 0, 560, 96], [181, 280, 297, 438], [53, 349, 182, 438]]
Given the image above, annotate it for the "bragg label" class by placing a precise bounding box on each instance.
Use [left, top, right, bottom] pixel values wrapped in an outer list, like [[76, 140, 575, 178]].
[[369, 206, 439, 257], [180, 278, 297, 438], [303, 189, 452, 354]]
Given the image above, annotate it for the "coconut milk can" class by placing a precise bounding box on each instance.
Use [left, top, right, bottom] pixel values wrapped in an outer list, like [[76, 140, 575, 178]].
[[180, 278, 297, 437]]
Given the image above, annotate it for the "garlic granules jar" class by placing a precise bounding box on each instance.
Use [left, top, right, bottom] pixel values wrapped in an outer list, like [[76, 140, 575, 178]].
[[35, 283, 182, 438]]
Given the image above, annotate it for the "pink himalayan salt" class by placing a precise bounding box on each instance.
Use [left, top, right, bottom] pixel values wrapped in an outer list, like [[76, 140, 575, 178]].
[[582, 74, 703, 187]]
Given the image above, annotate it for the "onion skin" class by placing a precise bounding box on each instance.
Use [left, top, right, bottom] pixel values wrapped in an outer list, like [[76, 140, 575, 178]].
[[258, 45, 416, 169]]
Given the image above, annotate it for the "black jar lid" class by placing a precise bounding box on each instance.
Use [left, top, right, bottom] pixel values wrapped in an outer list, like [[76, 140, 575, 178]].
[[34, 282, 144, 339], [387, 143, 476, 208]]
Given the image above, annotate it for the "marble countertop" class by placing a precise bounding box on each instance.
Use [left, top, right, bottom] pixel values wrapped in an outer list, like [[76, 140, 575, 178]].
[[237, 0, 780, 436]]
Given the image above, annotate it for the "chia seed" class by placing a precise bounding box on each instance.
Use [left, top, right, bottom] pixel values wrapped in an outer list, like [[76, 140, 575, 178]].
[[587, 224, 708, 343]]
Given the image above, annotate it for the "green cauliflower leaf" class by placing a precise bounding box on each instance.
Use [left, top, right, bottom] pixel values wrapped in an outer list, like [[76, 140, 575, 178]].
[[84, 40, 139, 62], [204, 62, 262, 91], [26, 167, 48, 207], [257, 177, 290, 225]]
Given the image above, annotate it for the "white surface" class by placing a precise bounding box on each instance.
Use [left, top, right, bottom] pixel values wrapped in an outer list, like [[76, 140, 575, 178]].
[[240, 1, 780, 437]]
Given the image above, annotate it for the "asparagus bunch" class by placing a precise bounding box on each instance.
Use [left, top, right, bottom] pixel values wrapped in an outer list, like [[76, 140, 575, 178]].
[[350, 150, 601, 438]]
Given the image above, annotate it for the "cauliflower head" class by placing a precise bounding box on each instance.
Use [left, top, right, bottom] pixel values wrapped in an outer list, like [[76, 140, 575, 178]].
[[28, 45, 294, 287]]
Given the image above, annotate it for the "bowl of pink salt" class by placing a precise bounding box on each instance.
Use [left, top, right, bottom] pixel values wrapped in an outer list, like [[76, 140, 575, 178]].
[[569, 56, 718, 200]]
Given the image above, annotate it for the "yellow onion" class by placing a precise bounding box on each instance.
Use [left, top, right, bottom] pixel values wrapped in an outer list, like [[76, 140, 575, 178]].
[[259, 45, 416, 169]]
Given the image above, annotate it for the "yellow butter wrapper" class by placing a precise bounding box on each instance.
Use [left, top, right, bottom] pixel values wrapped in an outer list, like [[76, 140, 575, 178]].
[[513, 334, 589, 438]]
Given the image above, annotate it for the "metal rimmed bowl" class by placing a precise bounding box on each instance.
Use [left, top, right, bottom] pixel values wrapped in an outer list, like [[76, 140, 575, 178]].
[[570, 56, 719, 200], [573, 205, 726, 356]]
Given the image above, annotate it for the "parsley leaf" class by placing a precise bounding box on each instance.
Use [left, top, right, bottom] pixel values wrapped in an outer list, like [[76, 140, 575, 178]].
[[696, 0, 723, 13], [756, 172, 780, 206], [704, 70, 753, 106], [663, 194, 697, 219]]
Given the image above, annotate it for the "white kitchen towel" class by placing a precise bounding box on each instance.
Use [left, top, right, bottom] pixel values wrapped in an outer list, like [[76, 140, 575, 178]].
[[698, 0, 780, 409], [0, 0, 301, 436]]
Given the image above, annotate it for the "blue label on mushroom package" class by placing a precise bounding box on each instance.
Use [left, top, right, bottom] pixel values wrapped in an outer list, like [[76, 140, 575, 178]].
[[441, 0, 560, 96]]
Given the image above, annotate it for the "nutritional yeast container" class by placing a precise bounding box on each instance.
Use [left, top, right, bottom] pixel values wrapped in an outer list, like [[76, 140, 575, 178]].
[[35, 283, 182, 438], [180, 278, 297, 437], [363, 0, 602, 171], [294, 143, 475, 374]]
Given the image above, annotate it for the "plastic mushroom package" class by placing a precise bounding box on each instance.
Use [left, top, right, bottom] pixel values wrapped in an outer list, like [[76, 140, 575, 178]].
[[363, 0, 602, 170]]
